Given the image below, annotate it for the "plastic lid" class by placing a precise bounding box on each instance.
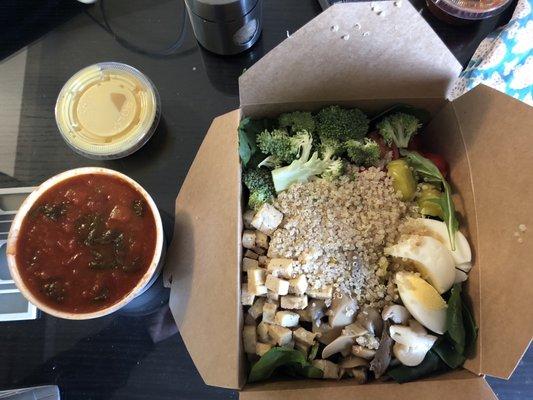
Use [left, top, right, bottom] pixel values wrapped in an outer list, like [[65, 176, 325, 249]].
[[427, 0, 513, 20], [55, 62, 161, 160]]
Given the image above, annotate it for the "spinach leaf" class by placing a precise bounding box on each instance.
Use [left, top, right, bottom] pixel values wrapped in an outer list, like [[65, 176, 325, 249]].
[[238, 117, 275, 168], [387, 350, 449, 383], [401, 150, 459, 250], [432, 338, 465, 369], [39, 202, 69, 221], [248, 347, 322, 383], [308, 342, 319, 361], [462, 300, 478, 357], [446, 283, 466, 355], [132, 199, 145, 217], [371, 104, 431, 125]]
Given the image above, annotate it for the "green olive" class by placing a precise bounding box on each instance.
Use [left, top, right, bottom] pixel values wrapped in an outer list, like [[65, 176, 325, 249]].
[[387, 159, 416, 201], [417, 183, 444, 218]]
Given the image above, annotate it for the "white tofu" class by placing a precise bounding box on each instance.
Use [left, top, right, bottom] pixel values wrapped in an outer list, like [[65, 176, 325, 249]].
[[307, 285, 333, 300], [293, 327, 317, 346], [248, 298, 266, 319], [267, 291, 280, 302], [262, 302, 278, 324], [247, 268, 266, 286], [289, 275, 308, 295], [268, 324, 293, 346], [258, 255, 270, 267], [242, 230, 256, 249], [255, 231, 269, 249], [265, 275, 290, 295], [244, 250, 259, 260], [243, 325, 257, 354], [274, 311, 300, 327], [241, 284, 255, 306], [267, 258, 294, 279], [281, 295, 308, 310], [243, 210, 255, 229], [257, 321, 271, 343], [243, 257, 259, 272], [251, 203, 283, 235], [312, 359, 340, 379], [256, 342, 273, 357]]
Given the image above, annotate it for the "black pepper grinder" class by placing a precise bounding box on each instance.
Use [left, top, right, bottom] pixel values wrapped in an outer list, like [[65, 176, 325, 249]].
[[184, 0, 263, 55]]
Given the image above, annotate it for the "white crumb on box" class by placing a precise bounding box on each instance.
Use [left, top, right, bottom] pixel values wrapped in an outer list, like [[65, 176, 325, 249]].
[[394, 0, 402, 7], [330, 25, 339, 32], [286, 30, 291, 38], [518, 224, 527, 232], [341, 34, 350, 41], [354, 23, 361, 30], [518, 237, 524, 244], [362, 31, 370, 37], [192, 67, 197, 71]]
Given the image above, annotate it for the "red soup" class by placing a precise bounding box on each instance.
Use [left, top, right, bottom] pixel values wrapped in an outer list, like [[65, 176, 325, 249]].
[[16, 174, 157, 314]]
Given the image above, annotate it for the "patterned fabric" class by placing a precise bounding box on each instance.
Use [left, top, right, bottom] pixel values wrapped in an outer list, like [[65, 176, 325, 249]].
[[450, 0, 533, 106]]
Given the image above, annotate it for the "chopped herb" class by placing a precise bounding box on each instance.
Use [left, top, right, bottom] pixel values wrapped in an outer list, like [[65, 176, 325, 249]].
[[38, 202, 69, 221], [132, 199, 145, 217], [93, 287, 110, 302], [42, 280, 66, 303]]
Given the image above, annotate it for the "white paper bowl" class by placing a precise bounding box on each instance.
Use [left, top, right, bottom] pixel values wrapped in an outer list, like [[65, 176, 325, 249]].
[[6, 167, 164, 320]]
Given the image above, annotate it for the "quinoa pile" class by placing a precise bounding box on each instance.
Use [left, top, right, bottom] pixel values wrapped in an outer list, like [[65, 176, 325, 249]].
[[269, 167, 419, 309]]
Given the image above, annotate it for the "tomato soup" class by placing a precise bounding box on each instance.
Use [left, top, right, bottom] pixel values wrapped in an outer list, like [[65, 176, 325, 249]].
[[15, 174, 157, 313]]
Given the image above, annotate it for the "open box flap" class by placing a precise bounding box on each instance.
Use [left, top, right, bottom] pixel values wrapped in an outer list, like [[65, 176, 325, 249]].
[[239, 1, 461, 107], [240, 370, 496, 400], [165, 110, 244, 389], [450, 85, 533, 379]]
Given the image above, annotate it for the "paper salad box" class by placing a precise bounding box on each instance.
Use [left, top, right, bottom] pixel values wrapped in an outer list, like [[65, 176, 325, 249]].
[[164, 2, 533, 399]]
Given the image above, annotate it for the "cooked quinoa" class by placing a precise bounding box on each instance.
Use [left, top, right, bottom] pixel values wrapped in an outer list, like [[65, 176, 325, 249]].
[[269, 167, 419, 309]]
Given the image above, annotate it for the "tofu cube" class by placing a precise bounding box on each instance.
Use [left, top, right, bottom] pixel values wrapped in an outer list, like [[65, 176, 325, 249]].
[[274, 311, 300, 327], [257, 321, 270, 343], [241, 284, 255, 306], [256, 342, 273, 357], [265, 275, 290, 295], [293, 327, 317, 346], [267, 291, 280, 302], [268, 324, 293, 346], [243, 257, 259, 272], [255, 231, 269, 249], [243, 210, 255, 229], [267, 258, 294, 279], [262, 302, 278, 324], [242, 230, 256, 249], [253, 246, 266, 255], [244, 250, 259, 260], [251, 204, 283, 235], [295, 341, 311, 355], [248, 298, 266, 319], [247, 268, 266, 286], [258, 255, 270, 267], [281, 295, 308, 310], [312, 359, 340, 379], [243, 325, 257, 354], [307, 285, 333, 300], [289, 275, 308, 295]]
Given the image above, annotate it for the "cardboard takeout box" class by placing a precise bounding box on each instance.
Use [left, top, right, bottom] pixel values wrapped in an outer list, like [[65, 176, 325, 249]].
[[164, 2, 533, 398]]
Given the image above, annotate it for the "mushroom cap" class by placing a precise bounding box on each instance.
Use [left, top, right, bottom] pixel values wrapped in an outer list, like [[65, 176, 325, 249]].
[[328, 292, 357, 328], [393, 342, 427, 367], [313, 323, 343, 345], [322, 335, 355, 359], [351, 345, 376, 360], [389, 324, 437, 350], [342, 322, 368, 337], [356, 307, 383, 337], [382, 304, 411, 325]]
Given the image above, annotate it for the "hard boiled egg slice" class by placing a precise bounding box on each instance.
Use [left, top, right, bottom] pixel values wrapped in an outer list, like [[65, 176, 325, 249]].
[[385, 235, 455, 293], [403, 218, 471, 266], [395, 272, 447, 334]]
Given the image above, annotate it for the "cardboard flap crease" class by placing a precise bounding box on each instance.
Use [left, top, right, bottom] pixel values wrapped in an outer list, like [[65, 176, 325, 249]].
[[166, 110, 244, 389], [239, 2, 462, 107]]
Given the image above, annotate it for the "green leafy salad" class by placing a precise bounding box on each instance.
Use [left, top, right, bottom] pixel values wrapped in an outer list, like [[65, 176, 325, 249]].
[[238, 105, 477, 384]]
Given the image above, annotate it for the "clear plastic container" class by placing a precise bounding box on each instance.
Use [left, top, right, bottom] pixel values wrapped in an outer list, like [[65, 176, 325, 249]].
[[55, 62, 161, 160], [427, 0, 513, 24]]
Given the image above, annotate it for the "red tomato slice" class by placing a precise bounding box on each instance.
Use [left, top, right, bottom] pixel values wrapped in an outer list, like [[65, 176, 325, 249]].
[[368, 132, 399, 160], [423, 152, 449, 178]]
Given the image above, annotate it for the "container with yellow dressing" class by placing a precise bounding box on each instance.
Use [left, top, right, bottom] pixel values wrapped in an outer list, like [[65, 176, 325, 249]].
[[55, 62, 161, 159]]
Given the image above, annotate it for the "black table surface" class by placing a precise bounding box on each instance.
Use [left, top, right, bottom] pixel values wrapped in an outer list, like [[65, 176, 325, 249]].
[[0, 0, 531, 399]]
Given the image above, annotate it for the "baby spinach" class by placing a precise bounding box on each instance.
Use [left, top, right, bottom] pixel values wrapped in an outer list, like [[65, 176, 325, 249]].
[[462, 299, 478, 357], [432, 338, 465, 369], [308, 342, 319, 361], [248, 347, 323, 383], [446, 283, 466, 355], [388, 350, 449, 383], [401, 150, 459, 250]]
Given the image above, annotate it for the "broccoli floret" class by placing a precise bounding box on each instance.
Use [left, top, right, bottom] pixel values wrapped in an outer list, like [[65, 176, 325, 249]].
[[256, 129, 312, 164], [271, 133, 341, 192], [258, 155, 283, 169], [321, 159, 344, 181], [243, 168, 276, 210], [344, 138, 381, 167], [318, 138, 344, 159], [316, 105, 369, 142], [278, 111, 316, 134], [377, 112, 421, 149]]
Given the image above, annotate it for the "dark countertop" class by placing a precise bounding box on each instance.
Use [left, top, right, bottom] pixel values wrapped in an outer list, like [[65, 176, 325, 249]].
[[0, 1, 530, 399]]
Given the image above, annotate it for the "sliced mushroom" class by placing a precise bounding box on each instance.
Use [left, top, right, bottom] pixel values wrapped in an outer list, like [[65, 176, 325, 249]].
[[356, 307, 383, 337], [381, 304, 411, 325], [322, 335, 355, 359], [313, 323, 343, 345], [369, 320, 393, 379], [340, 356, 369, 369], [351, 345, 376, 360], [328, 292, 358, 328], [342, 322, 368, 337], [390, 323, 437, 367], [308, 299, 326, 323]]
